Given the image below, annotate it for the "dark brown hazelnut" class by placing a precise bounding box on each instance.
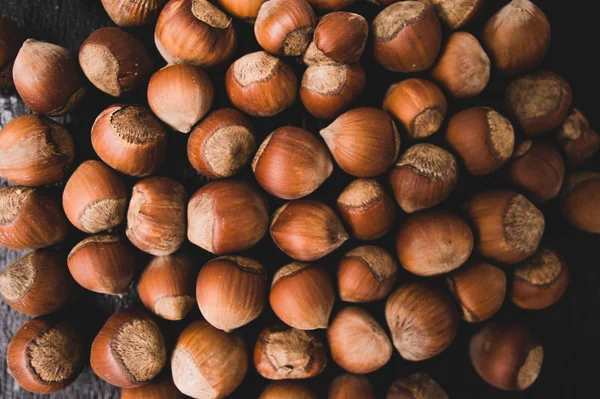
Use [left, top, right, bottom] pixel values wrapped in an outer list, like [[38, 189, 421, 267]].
[[187, 108, 256, 179], [445, 107, 515, 175], [0, 14, 22, 89], [505, 70, 573, 136], [372, 1, 441, 72], [465, 190, 545, 264], [561, 172, 600, 233], [329, 374, 375, 399], [386, 282, 459, 361], [389, 143, 458, 213], [511, 247, 569, 310], [557, 109, 600, 166], [0, 115, 74, 186], [126, 177, 187, 256], [396, 210, 473, 277], [254, 325, 327, 379], [62, 160, 128, 234], [337, 179, 396, 240], [383, 78, 447, 140], [507, 140, 565, 203], [387, 373, 448, 399], [187, 180, 269, 254], [446, 261, 506, 323], [470, 322, 543, 391], [0, 186, 68, 250], [261, 381, 317, 399], [79, 27, 153, 97]]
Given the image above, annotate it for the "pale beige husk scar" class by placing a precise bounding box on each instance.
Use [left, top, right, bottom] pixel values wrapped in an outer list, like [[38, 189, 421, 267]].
[[396, 143, 457, 181]]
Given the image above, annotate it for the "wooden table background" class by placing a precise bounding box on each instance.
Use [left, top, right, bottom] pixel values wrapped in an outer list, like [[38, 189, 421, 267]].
[[1, 0, 600, 398]]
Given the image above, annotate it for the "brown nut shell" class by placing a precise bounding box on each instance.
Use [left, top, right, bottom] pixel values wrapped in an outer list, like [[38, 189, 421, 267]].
[[270, 262, 335, 330], [306, 0, 357, 12], [121, 377, 185, 399], [196, 256, 267, 331], [138, 254, 197, 321], [0, 186, 68, 250], [91, 308, 166, 388], [385, 282, 459, 361], [68, 235, 136, 296], [187, 180, 269, 254], [101, 0, 166, 27], [389, 143, 458, 213], [254, 325, 327, 380], [383, 78, 447, 139], [561, 172, 600, 233], [0, 115, 74, 186], [217, 0, 265, 22], [261, 381, 318, 399], [126, 177, 187, 256], [188, 108, 256, 179], [171, 320, 247, 399], [557, 109, 600, 166], [0, 250, 78, 316], [6, 317, 84, 394], [329, 374, 376, 399], [396, 210, 473, 277], [155, 0, 237, 67], [428, 0, 484, 29], [62, 160, 128, 234], [387, 373, 448, 399], [510, 248, 568, 310], [310, 12, 368, 64]]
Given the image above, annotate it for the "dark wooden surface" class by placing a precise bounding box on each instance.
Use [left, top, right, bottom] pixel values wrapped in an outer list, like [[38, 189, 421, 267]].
[[1, 0, 600, 398]]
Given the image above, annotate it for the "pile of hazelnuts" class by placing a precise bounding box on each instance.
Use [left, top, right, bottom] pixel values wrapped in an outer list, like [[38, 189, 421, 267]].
[[0, 0, 598, 397]]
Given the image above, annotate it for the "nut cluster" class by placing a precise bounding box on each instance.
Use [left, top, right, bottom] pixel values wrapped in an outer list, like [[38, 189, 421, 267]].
[[0, 0, 596, 397]]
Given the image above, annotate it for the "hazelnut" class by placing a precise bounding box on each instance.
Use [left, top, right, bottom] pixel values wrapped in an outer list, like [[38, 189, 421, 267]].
[[428, 0, 484, 29], [505, 70, 573, 136], [270, 262, 335, 330], [79, 27, 153, 97], [557, 108, 600, 166], [252, 126, 333, 200], [0, 250, 78, 316], [337, 178, 396, 240], [446, 261, 507, 323], [383, 78, 447, 139], [121, 377, 185, 399], [300, 63, 366, 120], [225, 51, 298, 117], [561, 172, 600, 233], [386, 282, 459, 361], [337, 245, 398, 303], [387, 373, 448, 399], [372, 1, 441, 72], [6, 317, 83, 394], [137, 254, 197, 321], [511, 248, 569, 310], [0, 186, 68, 250], [188, 108, 256, 178], [126, 176, 187, 256], [171, 320, 247, 399], [0, 14, 22, 89], [306, 0, 357, 12], [0, 115, 74, 186], [62, 160, 128, 234], [254, 325, 327, 379], [389, 143, 458, 213], [91, 308, 166, 388], [271, 200, 348, 261], [431, 32, 490, 99], [320, 107, 400, 177], [101, 0, 166, 27], [396, 210, 473, 277], [507, 140, 565, 203], [482, 0, 550, 76], [217, 0, 265, 22], [196, 256, 267, 331], [13, 39, 86, 116], [470, 322, 543, 391], [261, 381, 317, 399], [254, 0, 316, 56], [147, 63, 214, 133], [445, 107, 515, 175], [329, 374, 376, 399], [465, 190, 545, 264], [187, 180, 269, 254], [91, 104, 168, 177], [155, 0, 236, 67], [327, 307, 392, 374], [303, 12, 368, 65], [68, 235, 136, 296]]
